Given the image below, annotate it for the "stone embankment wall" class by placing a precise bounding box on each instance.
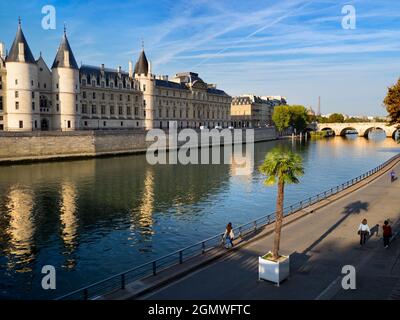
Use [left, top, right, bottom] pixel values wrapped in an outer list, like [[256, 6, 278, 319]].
[[0, 128, 277, 164]]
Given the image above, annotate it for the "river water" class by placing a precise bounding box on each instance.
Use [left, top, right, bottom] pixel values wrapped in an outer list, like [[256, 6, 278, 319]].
[[0, 133, 399, 299]]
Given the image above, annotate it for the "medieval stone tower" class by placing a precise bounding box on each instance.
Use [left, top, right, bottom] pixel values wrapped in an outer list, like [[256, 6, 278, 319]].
[[51, 27, 80, 130], [134, 49, 154, 130], [5, 20, 40, 131]]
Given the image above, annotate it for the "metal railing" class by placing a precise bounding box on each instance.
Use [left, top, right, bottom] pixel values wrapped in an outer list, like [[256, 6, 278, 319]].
[[56, 153, 400, 300]]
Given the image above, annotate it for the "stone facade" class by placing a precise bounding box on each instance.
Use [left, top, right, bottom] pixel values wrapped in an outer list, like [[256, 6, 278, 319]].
[[0, 21, 231, 132], [231, 95, 285, 128]]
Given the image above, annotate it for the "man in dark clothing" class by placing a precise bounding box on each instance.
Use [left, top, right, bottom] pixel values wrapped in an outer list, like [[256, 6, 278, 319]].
[[383, 220, 393, 248]]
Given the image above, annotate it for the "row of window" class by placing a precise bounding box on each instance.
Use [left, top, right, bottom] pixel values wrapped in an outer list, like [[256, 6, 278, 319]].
[[12, 78, 78, 91], [82, 120, 141, 127], [81, 104, 139, 116], [157, 89, 230, 103], [82, 91, 140, 102], [81, 78, 138, 91], [156, 108, 229, 120], [14, 101, 36, 111]]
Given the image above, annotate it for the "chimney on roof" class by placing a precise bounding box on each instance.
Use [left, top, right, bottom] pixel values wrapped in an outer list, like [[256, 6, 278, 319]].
[[0, 42, 5, 60], [128, 60, 133, 78], [118, 65, 121, 73]]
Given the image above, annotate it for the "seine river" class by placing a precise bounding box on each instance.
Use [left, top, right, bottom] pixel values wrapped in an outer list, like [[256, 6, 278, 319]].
[[0, 133, 399, 299]]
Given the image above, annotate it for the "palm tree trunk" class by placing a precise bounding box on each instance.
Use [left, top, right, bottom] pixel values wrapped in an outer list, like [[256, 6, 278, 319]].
[[272, 179, 285, 260]]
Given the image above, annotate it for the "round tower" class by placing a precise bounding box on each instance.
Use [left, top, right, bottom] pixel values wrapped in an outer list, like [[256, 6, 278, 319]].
[[134, 48, 155, 130], [51, 27, 80, 131], [5, 19, 39, 131]]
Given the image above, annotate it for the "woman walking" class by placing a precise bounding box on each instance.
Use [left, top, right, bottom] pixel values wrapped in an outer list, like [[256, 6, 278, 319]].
[[223, 222, 235, 248], [358, 218, 371, 246], [382, 220, 393, 248]]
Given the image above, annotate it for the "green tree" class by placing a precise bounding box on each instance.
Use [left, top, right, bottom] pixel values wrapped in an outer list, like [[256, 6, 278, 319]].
[[383, 79, 400, 126], [315, 115, 328, 123], [289, 105, 309, 132], [272, 105, 309, 133], [272, 105, 290, 133], [259, 148, 304, 260], [327, 113, 345, 123]]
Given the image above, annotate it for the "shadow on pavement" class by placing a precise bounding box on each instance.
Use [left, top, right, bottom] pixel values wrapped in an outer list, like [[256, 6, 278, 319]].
[[302, 201, 369, 254]]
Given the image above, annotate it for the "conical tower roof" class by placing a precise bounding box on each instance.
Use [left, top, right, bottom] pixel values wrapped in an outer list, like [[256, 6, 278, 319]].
[[51, 28, 78, 69], [6, 19, 36, 64], [134, 49, 149, 75]]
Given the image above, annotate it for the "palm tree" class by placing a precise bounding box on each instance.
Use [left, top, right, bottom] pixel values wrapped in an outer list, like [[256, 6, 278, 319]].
[[259, 148, 304, 260]]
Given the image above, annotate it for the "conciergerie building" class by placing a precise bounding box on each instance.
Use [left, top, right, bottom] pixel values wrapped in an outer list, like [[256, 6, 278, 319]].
[[0, 20, 232, 131]]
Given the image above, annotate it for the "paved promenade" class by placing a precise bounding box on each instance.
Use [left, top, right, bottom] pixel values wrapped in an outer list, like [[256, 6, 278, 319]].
[[141, 158, 400, 300]]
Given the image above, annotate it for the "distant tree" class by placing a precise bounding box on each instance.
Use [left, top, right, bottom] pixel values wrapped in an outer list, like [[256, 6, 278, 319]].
[[315, 115, 328, 124], [345, 117, 363, 123], [272, 105, 290, 133], [383, 79, 400, 126], [272, 105, 309, 133], [373, 117, 388, 123], [328, 113, 345, 123], [288, 105, 309, 132]]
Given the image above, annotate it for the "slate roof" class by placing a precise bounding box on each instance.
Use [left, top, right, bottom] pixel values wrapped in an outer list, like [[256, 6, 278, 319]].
[[207, 88, 230, 96], [134, 50, 149, 75], [155, 79, 189, 90], [80, 64, 133, 88], [6, 23, 36, 64], [51, 32, 79, 69]]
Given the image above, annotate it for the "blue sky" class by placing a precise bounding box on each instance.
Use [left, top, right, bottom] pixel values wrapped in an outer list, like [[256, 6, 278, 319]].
[[1, 0, 400, 116]]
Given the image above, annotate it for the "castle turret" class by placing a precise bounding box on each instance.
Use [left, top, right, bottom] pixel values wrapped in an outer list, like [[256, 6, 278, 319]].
[[134, 48, 154, 130], [51, 26, 80, 130], [5, 19, 39, 131]]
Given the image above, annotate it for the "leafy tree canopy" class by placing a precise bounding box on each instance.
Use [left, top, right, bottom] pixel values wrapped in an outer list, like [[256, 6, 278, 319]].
[[327, 113, 345, 123], [272, 105, 309, 132]]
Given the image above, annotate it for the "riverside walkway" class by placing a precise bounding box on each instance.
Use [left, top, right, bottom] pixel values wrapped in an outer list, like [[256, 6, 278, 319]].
[[137, 155, 400, 300]]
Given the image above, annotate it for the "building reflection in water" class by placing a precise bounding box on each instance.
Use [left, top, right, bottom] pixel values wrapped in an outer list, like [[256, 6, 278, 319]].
[[230, 143, 255, 179], [130, 168, 155, 250], [59, 180, 78, 269], [5, 185, 35, 273]]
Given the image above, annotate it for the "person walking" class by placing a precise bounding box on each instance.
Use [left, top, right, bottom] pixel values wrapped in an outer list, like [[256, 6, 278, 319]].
[[358, 218, 371, 246], [223, 222, 235, 248], [390, 170, 396, 182], [382, 220, 393, 248]]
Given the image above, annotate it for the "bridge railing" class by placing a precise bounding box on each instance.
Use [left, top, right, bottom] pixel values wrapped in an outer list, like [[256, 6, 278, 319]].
[[56, 153, 400, 300]]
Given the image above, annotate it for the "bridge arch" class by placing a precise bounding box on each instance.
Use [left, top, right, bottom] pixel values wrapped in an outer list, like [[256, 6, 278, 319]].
[[338, 127, 359, 136], [362, 127, 386, 138], [320, 127, 336, 136]]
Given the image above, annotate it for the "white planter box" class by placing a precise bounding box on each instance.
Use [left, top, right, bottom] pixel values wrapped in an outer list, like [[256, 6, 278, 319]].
[[258, 252, 290, 286]]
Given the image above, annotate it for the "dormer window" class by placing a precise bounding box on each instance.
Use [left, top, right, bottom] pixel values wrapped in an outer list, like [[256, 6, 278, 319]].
[[92, 80, 96, 87], [82, 79, 87, 86], [110, 82, 114, 88]]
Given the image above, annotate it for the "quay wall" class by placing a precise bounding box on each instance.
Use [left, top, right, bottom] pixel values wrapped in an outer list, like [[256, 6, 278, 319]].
[[0, 128, 277, 164]]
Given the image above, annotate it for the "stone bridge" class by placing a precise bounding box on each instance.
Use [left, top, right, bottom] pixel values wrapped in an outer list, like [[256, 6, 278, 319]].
[[310, 122, 399, 138]]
